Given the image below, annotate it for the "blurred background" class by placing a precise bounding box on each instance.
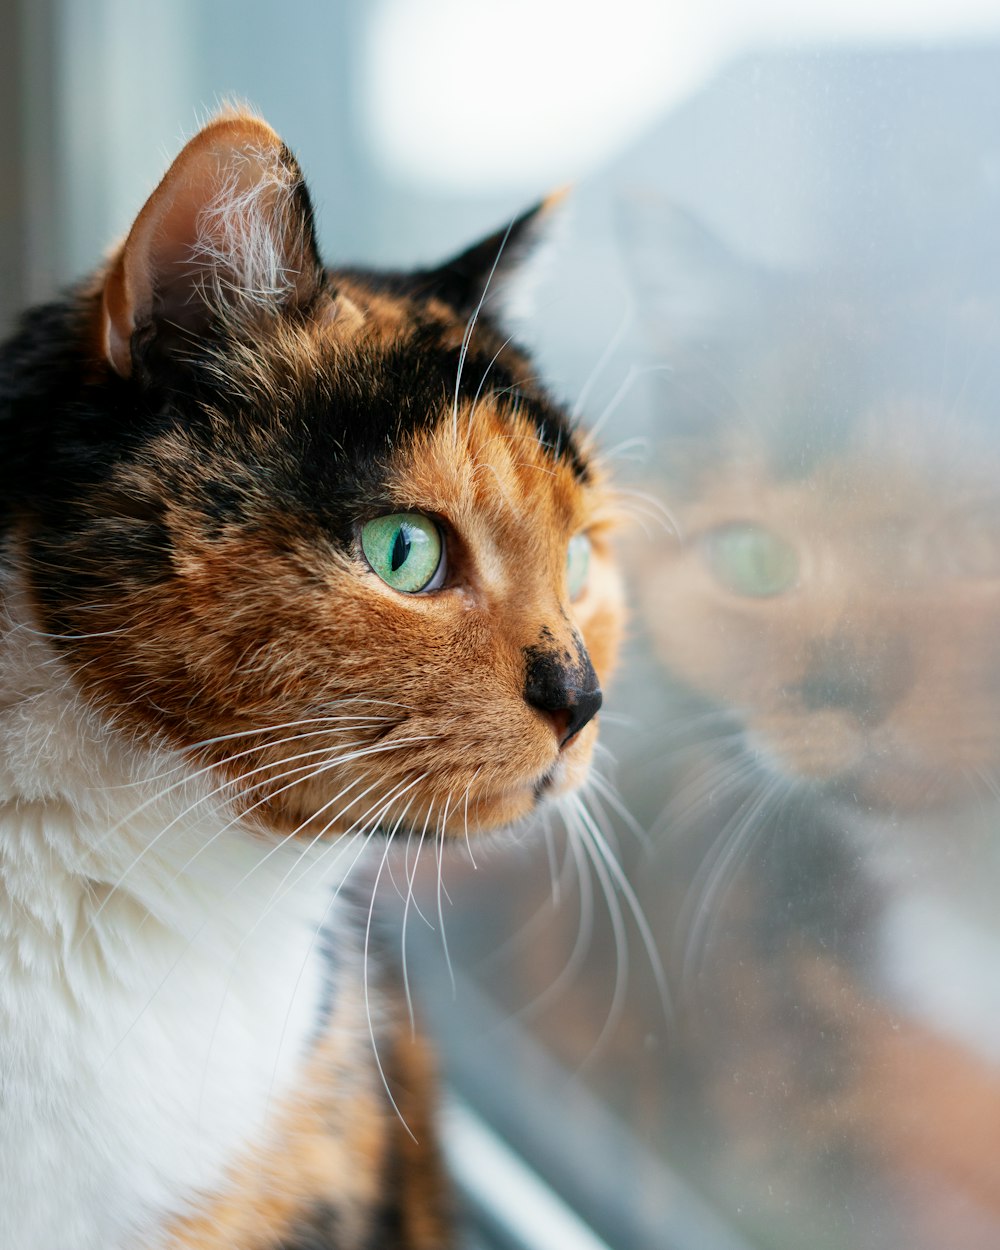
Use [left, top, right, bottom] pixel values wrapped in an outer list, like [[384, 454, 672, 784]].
[[7, 3, 1000, 1248]]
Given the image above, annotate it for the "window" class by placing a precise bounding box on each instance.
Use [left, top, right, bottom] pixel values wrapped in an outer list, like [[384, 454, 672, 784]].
[[12, 4, 1000, 1245]]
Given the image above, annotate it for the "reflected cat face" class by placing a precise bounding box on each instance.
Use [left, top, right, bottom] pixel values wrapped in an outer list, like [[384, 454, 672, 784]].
[[629, 203, 1000, 810], [647, 444, 1000, 809]]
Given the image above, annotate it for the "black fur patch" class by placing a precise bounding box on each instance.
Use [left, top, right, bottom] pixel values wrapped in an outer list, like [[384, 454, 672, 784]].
[[278, 1204, 344, 1250], [0, 270, 587, 645]]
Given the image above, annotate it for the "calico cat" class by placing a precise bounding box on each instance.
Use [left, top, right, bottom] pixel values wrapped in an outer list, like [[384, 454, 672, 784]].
[[625, 202, 1000, 1246], [0, 110, 623, 1249]]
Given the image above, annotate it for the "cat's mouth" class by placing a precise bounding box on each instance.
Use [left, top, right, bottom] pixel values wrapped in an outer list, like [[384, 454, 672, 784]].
[[533, 768, 557, 800], [530, 741, 595, 805], [834, 752, 979, 813]]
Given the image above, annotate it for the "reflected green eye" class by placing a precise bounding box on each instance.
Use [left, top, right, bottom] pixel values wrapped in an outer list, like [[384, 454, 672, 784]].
[[567, 533, 592, 600], [361, 513, 444, 593], [705, 523, 798, 597]]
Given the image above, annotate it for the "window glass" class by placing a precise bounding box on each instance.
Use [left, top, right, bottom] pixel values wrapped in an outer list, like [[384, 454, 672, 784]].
[[16, 6, 1000, 1246], [400, 45, 1000, 1250]]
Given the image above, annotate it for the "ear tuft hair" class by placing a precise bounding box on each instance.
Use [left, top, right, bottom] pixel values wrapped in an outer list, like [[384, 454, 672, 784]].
[[102, 111, 323, 378]]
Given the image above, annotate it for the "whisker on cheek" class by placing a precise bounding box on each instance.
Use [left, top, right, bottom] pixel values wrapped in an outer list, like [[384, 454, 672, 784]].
[[677, 772, 790, 993], [569, 791, 671, 1023], [363, 792, 424, 1141], [435, 794, 456, 996], [203, 769, 430, 1126], [462, 767, 481, 869], [77, 738, 406, 940], [570, 804, 629, 1066], [401, 799, 437, 1034]]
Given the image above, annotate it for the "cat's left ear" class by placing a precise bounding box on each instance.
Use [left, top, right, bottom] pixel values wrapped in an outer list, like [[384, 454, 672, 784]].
[[101, 111, 323, 378], [414, 191, 566, 315]]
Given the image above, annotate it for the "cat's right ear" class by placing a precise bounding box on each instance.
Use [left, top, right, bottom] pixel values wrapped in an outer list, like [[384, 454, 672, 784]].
[[101, 111, 324, 378], [617, 196, 759, 350], [413, 191, 568, 317]]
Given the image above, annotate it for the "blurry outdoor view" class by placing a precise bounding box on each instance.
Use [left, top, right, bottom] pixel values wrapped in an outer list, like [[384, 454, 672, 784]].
[[7, 3, 1000, 1247]]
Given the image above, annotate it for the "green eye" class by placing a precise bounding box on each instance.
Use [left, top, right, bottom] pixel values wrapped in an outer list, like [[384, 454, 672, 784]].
[[361, 513, 444, 594], [705, 523, 798, 597], [567, 533, 591, 600]]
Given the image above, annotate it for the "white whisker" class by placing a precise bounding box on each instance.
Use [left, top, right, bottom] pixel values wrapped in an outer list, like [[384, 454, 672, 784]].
[[513, 824, 594, 1024], [364, 801, 422, 1143], [230, 771, 430, 1128], [81, 735, 434, 946], [678, 771, 788, 993], [570, 291, 634, 423], [452, 218, 518, 443], [435, 793, 456, 996], [402, 800, 436, 1035], [570, 806, 629, 1064], [570, 792, 671, 1021]]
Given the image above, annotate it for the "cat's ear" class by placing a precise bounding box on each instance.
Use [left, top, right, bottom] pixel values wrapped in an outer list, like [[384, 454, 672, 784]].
[[617, 196, 760, 350], [415, 192, 566, 315], [102, 111, 323, 378]]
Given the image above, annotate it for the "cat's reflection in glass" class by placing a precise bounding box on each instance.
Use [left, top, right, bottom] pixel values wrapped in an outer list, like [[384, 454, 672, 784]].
[[629, 200, 1000, 1248]]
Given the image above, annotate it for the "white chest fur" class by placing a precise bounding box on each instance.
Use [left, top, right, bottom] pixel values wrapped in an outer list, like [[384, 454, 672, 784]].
[[0, 570, 366, 1250]]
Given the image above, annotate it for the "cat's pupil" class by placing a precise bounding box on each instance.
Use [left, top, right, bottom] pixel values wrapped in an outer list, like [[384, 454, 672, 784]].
[[391, 527, 410, 572], [360, 512, 443, 593]]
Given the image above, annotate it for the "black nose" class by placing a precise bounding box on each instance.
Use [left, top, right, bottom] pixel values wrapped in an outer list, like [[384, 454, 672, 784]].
[[792, 633, 912, 728], [524, 643, 603, 748]]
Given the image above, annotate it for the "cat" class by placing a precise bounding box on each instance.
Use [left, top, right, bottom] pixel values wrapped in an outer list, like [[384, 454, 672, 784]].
[[0, 109, 623, 1250], [624, 200, 1000, 1247]]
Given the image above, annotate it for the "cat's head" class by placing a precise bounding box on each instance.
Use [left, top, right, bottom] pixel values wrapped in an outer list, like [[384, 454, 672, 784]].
[[626, 200, 1000, 812], [7, 111, 623, 837]]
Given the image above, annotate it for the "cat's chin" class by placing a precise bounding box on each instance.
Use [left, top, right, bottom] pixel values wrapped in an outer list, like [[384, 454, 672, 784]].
[[745, 724, 984, 815], [535, 740, 597, 800], [830, 759, 988, 816], [437, 739, 599, 834]]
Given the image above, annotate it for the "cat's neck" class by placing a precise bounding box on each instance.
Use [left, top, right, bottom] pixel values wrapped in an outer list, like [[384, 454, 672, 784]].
[[0, 548, 362, 1250]]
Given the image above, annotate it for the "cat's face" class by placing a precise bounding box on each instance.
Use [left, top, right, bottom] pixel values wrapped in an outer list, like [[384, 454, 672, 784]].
[[645, 441, 1000, 811], [629, 203, 1000, 811], [17, 113, 623, 837]]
